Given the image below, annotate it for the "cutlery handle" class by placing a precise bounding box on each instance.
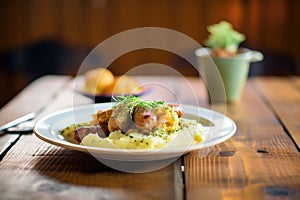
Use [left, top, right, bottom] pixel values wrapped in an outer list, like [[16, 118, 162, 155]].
[[0, 113, 36, 132]]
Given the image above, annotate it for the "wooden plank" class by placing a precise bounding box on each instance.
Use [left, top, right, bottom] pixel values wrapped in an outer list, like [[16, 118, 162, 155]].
[[184, 78, 300, 200], [254, 77, 300, 149], [0, 134, 183, 200], [0, 76, 183, 200], [27, 0, 58, 40], [0, 75, 71, 124], [0, 75, 71, 158], [0, 134, 20, 161], [33, 78, 93, 122], [294, 76, 300, 87]]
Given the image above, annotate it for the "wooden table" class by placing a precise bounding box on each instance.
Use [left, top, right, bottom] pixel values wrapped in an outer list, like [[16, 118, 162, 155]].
[[0, 75, 299, 200]]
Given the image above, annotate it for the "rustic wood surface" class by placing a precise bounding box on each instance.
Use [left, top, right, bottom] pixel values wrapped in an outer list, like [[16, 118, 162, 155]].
[[184, 78, 300, 200], [0, 75, 299, 200]]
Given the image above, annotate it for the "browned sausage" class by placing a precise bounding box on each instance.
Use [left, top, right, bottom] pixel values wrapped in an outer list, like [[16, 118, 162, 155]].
[[108, 117, 120, 132], [133, 106, 157, 134], [108, 104, 132, 133]]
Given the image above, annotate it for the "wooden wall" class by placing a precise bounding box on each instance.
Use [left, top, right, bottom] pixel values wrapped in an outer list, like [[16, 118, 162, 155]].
[[1, 0, 299, 63], [0, 0, 300, 105]]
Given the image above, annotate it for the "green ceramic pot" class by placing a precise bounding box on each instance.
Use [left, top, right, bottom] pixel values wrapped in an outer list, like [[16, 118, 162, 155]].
[[195, 48, 263, 103]]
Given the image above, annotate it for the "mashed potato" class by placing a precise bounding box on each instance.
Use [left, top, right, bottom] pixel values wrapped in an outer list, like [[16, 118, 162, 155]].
[[61, 118, 206, 150]]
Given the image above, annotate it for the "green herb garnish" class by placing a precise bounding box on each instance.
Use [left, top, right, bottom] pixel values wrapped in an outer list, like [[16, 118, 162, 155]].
[[112, 95, 165, 116]]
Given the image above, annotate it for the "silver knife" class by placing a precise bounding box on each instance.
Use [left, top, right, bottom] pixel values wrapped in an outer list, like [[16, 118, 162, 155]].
[[0, 112, 36, 134]]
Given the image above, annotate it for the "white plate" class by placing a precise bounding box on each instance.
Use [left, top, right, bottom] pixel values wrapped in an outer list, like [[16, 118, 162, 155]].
[[34, 103, 236, 161]]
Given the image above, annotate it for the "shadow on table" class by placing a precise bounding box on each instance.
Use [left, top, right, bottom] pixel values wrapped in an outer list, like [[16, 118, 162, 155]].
[[32, 149, 175, 187]]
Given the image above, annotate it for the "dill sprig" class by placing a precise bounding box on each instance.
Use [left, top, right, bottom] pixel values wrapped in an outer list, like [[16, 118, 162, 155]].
[[112, 95, 165, 115]]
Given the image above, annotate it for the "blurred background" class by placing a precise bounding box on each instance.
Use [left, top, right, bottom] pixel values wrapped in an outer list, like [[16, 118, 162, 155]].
[[1, 0, 300, 107]]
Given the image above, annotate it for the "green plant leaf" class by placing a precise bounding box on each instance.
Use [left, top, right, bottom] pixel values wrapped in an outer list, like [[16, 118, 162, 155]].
[[204, 21, 245, 53]]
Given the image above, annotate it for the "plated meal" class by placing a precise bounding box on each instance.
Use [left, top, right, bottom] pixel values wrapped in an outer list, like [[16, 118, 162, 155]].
[[34, 97, 236, 161], [59, 95, 206, 150]]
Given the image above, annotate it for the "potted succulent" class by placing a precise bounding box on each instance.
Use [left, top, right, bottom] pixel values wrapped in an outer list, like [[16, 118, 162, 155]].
[[196, 21, 263, 103]]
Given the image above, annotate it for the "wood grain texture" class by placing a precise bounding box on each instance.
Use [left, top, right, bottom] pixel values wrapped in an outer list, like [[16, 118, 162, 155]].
[[1, 76, 300, 200], [184, 78, 300, 200], [1, 0, 299, 74], [254, 77, 300, 149], [0, 134, 183, 200], [0, 76, 183, 200], [0, 75, 71, 125], [0, 75, 70, 158]]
